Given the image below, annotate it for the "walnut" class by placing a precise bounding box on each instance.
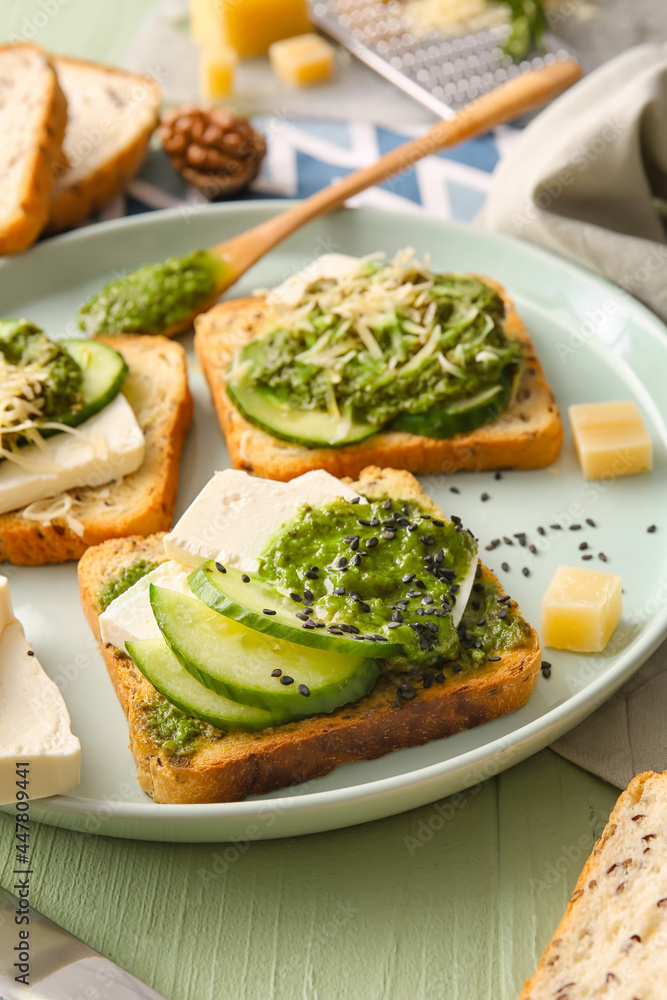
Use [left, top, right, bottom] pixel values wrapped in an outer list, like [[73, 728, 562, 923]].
[[159, 104, 266, 199]]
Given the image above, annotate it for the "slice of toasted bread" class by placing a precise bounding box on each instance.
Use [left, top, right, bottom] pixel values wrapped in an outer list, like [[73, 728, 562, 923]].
[[519, 770, 667, 998], [194, 278, 563, 481], [0, 43, 68, 254], [0, 335, 192, 565], [45, 57, 161, 234], [78, 466, 541, 804]]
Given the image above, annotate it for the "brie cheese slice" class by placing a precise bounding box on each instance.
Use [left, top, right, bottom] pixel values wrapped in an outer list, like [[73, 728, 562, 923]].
[[0, 394, 145, 516], [99, 560, 191, 650], [0, 577, 81, 804]]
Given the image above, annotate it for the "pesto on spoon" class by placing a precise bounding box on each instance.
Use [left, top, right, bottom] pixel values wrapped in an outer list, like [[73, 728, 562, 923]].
[[76, 61, 581, 339]]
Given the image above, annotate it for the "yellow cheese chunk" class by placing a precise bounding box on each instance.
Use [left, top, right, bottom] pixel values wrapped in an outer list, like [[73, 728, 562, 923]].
[[270, 33, 336, 87], [224, 0, 311, 58], [569, 401, 653, 480], [200, 48, 237, 99], [541, 565, 622, 653]]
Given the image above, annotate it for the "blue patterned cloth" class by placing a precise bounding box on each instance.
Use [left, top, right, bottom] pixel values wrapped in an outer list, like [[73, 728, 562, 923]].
[[104, 118, 518, 225]]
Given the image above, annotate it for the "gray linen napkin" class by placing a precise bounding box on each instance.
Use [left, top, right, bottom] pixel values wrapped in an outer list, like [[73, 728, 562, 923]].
[[479, 43, 667, 788], [478, 43, 667, 323]]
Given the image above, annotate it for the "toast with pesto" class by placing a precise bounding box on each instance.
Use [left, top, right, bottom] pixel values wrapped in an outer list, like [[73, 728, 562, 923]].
[[0, 335, 192, 565], [78, 466, 541, 805], [194, 264, 563, 481], [519, 769, 667, 999], [0, 43, 68, 255], [46, 56, 161, 234]]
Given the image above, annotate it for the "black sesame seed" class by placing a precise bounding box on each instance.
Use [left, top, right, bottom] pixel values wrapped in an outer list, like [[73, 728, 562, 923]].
[[371, 635, 387, 642], [419, 638, 430, 650], [497, 608, 508, 619], [402, 573, 415, 584], [358, 601, 371, 614], [432, 519, 444, 527], [271, 668, 282, 677], [475, 563, 482, 579], [435, 672, 445, 683], [303, 590, 314, 603], [501, 562, 510, 572], [586, 518, 596, 527], [541, 660, 552, 669], [387, 621, 402, 629], [503, 536, 514, 546], [453, 664, 463, 674], [351, 554, 362, 567], [27, 650, 35, 656], [537, 526, 546, 536], [350, 538, 360, 551], [328, 627, 343, 634], [569, 524, 582, 531], [471, 583, 483, 593], [409, 523, 418, 531], [350, 497, 361, 504], [423, 674, 434, 689], [290, 592, 302, 603], [298, 684, 310, 697], [366, 537, 378, 548], [392, 610, 403, 623], [334, 586, 346, 596], [263, 609, 277, 616], [305, 570, 318, 580], [295, 612, 309, 621], [336, 557, 347, 569], [498, 594, 511, 604], [450, 515, 462, 525], [542, 667, 552, 679], [407, 590, 421, 598], [494, 472, 502, 481], [582, 554, 593, 561], [215, 561, 226, 574], [422, 596, 434, 605], [303, 607, 314, 615], [396, 516, 410, 527], [579, 542, 589, 551], [302, 622, 315, 629], [421, 535, 435, 546], [346, 625, 360, 634], [514, 533, 527, 546], [241, 573, 250, 583], [382, 499, 392, 510], [420, 514, 432, 521], [599, 552, 608, 562], [434, 609, 448, 618], [427, 622, 438, 634], [485, 540, 500, 551], [522, 567, 530, 577], [529, 545, 537, 555], [415, 578, 427, 589], [550, 524, 562, 531], [488, 655, 501, 662], [481, 493, 490, 502], [381, 530, 396, 540], [280, 676, 294, 685], [478, 617, 487, 627], [450, 486, 460, 494], [648, 524, 657, 533]]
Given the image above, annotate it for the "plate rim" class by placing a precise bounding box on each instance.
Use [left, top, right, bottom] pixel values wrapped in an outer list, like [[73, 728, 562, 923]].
[[4, 200, 667, 836]]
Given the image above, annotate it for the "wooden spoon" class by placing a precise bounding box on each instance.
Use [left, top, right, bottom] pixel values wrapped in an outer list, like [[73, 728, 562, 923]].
[[80, 59, 582, 337]]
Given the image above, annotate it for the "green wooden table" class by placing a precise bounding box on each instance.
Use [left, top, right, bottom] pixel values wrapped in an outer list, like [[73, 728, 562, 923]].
[[0, 3, 620, 997]]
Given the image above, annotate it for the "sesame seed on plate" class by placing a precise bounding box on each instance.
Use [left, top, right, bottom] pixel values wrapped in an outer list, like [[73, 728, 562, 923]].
[[586, 518, 596, 527], [450, 486, 460, 494], [481, 493, 490, 502], [522, 568, 530, 577], [648, 524, 657, 533], [501, 562, 510, 572]]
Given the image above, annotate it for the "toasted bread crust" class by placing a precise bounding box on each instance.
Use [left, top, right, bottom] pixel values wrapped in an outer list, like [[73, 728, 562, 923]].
[[78, 468, 541, 804], [46, 56, 161, 233], [194, 279, 563, 481], [0, 44, 68, 255], [0, 336, 192, 565]]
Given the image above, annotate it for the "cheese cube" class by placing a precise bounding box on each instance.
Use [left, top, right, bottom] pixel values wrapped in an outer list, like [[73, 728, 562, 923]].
[[270, 33, 336, 87], [223, 0, 311, 58], [541, 565, 622, 653], [569, 401, 652, 480], [200, 47, 237, 99]]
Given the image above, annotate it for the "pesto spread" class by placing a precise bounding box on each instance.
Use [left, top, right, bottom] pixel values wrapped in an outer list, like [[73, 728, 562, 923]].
[[78, 250, 226, 336], [229, 251, 524, 432], [98, 559, 158, 612], [0, 320, 83, 438], [145, 697, 208, 755], [259, 496, 478, 669]]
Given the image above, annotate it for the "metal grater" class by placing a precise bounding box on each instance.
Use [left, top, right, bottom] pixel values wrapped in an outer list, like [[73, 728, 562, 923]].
[[309, 0, 575, 118]]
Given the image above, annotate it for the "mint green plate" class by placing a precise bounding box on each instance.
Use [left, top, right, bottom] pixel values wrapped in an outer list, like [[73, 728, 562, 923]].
[[1, 203, 666, 842]]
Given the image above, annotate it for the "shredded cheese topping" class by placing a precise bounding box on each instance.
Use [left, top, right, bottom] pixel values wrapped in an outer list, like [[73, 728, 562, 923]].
[[0, 355, 75, 468]]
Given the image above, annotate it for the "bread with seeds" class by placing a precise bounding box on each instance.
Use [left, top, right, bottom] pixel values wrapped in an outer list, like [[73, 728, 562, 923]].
[[78, 466, 541, 804], [519, 769, 667, 999], [194, 279, 563, 481], [0, 335, 192, 565], [0, 43, 68, 255]]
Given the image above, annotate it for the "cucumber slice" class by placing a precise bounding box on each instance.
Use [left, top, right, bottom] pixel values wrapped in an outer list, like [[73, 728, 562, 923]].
[[59, 339, 128, 426], [227, 379, 379, 448], [189, 562, 403, 658], [126, 637, 277, 731], [390, 378, 512, 439], [150, 585, 381, 719]]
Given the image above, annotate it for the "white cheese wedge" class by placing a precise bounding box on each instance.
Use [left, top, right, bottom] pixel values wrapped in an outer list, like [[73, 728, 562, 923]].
[[0, 577, 80, 804], [99, 560, 191, 650], [163, 468, 365, 572], [267, 253, 361, 308], [0, 394, 145, 516]]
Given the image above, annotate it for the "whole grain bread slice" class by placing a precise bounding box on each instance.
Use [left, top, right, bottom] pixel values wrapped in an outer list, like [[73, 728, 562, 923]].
[[194, 279, 563, 481], [0, 335, 192, 565], [45, 56, 161, 234], [78, 466, 541, 804], [519, 770, 667, 999], [0, 43, 68, 254]]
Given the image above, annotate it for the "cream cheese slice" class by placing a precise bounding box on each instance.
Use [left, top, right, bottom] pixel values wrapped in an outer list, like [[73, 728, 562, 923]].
[[0, 577, 81, 804]]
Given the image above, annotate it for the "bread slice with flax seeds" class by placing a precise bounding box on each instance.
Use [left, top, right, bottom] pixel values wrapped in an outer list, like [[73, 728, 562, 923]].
[[0, 43, 68, 254], [193, 278, 563, 482], [77, 466, 541, 804], [0, 335, 192, 565], [519, 769, 667, 999]]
